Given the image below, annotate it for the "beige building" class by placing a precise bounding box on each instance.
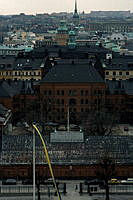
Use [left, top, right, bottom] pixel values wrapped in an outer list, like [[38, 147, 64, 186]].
[[104, 57, 133, 80], [0, 57, 45, 81]]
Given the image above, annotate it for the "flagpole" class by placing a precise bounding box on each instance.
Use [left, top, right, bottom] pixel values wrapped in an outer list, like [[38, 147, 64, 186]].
[[33, 126, 36, 200], [67, 105, 70, 132]]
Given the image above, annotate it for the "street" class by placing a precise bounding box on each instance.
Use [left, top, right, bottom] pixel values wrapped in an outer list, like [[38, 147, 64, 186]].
[[0, 180, 133, 200]]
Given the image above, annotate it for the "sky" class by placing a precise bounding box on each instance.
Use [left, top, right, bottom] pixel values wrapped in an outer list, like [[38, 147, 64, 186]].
[[0, 0, 133, 15]]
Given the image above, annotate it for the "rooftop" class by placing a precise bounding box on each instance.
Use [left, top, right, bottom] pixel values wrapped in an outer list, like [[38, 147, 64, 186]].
[[41, 60, 104, 83], [104, 56, 133, 70], [1, 135, 133, 164]]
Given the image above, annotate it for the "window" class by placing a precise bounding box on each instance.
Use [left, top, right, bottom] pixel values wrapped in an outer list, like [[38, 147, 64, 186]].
[[57, 90, 60, 95], [126, 71, 129, 75], [61, 90, 64, 95], [81, 99, 84, 104], [73, 108, 77, 112], [106, 71, 109, 75], [69, 90, 76, 96], [57, 99, 60, 104], [106, 99, 110, 104], [81, 90, 84, 96], [119, 71, 122, 75], [49, 116, 52, 120], [61, 99, 64, 105], [81, 108, 84, 112], [44, 90, 47, 95], [94, 99, 97, 104], [69, 98, 76, 105], [48, 90, 52, 95], [121, 99, 124, 104], [85, 108, 89, 112], [115, 90, 119, 94], [113, 71, 116, 75], [85, 99, 88, 104], [85, 90, 89, 96]]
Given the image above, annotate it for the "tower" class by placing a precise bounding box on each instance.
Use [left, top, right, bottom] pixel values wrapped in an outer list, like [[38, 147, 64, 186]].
[[55, 20, 69, 46], [73, 0, 79, 26], [74, 0, 78, 14]]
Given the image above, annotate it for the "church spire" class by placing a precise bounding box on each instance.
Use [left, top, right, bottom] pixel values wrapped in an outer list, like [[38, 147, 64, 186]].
[[73, 0, 79, 25], [74, 0, 77, 14]]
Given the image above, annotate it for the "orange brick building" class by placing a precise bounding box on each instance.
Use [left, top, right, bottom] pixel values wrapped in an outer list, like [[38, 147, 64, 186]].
[[38, 60, 105, 123]]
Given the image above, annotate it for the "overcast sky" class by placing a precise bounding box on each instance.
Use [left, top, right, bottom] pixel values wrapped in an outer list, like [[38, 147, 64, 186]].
[[0, 0, 132, 15]]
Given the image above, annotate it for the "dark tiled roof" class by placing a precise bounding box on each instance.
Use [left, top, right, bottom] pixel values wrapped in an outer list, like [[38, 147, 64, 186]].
[[0, 104, 8, 115], [32, 45, 112, 59], [1, 135, 133, 164], [13, 58, 43, 70], [0, 80, 35, 97], [0, 81, 18, 97], [105, 56, 133, 70], [41, 62, 104, 83], [0, 56, 43, 70]]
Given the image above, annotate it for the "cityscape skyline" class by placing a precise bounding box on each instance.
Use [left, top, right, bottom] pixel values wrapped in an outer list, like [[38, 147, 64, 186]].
[[0, 0, 132, 15]]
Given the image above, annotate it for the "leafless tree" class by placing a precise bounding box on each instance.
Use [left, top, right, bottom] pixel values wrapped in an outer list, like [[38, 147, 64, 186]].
[[96, 154, 116, 200], [82, 108, 119, 136]]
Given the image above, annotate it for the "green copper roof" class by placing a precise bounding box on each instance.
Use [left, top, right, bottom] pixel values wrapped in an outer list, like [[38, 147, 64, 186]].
[[69, 30, 76, 35]]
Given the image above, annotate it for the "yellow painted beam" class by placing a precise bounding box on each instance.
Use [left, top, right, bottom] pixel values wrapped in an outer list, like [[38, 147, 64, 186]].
[[33, 124, 61, 200]]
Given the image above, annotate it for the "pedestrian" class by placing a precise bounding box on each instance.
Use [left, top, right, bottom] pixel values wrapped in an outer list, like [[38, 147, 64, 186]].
[[75, 184, 78, 191]]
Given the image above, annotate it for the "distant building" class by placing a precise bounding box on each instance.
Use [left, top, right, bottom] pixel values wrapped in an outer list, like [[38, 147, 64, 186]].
[[89, 10, 131, 18], [0, 45, 33, 56], [87, 22, 133, 33]]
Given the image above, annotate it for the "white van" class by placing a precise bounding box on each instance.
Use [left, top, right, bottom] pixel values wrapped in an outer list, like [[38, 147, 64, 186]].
[[127, 178, 133, 183]]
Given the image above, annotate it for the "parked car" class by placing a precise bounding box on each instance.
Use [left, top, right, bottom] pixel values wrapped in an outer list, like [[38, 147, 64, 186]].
[[3, 179, 16, 185], [22, 179, 33, 185]]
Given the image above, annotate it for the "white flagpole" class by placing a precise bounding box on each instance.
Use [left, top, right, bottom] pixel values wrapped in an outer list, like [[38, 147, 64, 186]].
[[67, 105, 70, 132], [33, 126, 36, 200]]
